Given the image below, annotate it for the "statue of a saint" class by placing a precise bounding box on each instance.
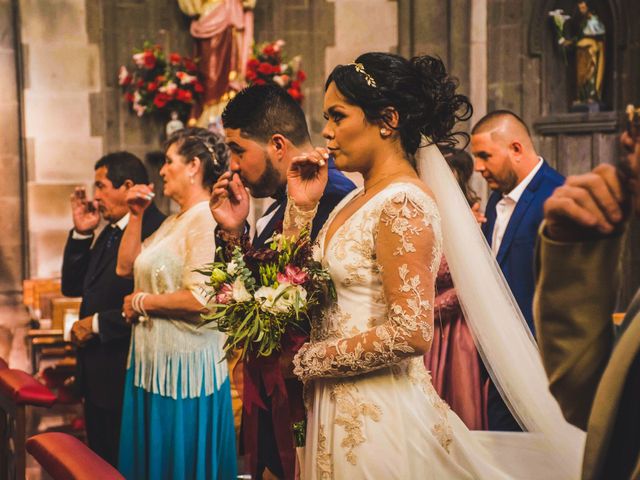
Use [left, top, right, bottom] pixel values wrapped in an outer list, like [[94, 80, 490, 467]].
[[560, 1, 606, 107]]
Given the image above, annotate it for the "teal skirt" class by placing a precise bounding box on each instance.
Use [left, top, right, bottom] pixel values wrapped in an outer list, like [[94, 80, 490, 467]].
[[118, 353, 237, 480]]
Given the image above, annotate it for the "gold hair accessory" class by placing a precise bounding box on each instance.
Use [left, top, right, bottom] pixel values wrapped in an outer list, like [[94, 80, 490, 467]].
[[349, 62, 377, 88]]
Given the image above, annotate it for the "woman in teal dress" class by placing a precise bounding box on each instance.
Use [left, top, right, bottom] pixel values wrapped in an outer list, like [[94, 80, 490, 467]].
[[116, 127, 237, 479]]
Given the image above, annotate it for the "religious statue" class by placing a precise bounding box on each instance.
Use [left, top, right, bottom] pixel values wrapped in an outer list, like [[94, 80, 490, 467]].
[[550, 1, 606, 110], [177, 0, 255, 127], [165, 111, 185, 137]]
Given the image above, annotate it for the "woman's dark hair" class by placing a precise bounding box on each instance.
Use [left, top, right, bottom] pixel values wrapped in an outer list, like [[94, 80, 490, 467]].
[[325, 52, 472, 160], [441, 147, 479, 206], [164, 127, 229, 189]]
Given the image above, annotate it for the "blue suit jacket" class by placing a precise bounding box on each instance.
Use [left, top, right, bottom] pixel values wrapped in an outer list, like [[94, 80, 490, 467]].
[[482, 161, 564, 334]]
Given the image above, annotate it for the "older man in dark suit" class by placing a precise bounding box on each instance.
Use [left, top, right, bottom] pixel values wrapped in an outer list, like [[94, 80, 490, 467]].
[[61, 152, 165, 466], [535, 124, 640, 479], [211, 85, 355, 480]]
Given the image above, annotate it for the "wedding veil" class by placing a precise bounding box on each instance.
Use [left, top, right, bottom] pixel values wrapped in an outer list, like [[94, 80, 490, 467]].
[[416, 140, 585, 478]]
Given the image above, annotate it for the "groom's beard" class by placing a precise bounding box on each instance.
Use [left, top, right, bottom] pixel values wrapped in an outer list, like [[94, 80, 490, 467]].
[[243, 151, 283, 199]]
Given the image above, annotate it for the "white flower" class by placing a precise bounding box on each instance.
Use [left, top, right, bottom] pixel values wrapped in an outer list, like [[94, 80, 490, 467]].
[[226, 261, 239, 276], [118, 66, 129, 85], [255, 283, 306, 314], [312, 244, 322, 262], [133, 102, 146, 117], [132, 53, 145, 67], [289, 55, 302, 72], [232, 277, 252, 302], [165, 82, 178, 95], [273, 75, 285, 87], [177, 72, 196, 85]]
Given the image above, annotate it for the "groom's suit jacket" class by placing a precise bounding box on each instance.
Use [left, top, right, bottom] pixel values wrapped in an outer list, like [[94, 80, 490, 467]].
[[237, 159, 355, 480], [535, 231, 640, 479], [61, 204, 165, 410], [482, 161, 564, 334]]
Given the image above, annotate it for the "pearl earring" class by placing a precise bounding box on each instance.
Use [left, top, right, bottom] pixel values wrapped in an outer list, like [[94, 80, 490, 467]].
[[380, 128, 389, 137], [189, 175, 195, 185]]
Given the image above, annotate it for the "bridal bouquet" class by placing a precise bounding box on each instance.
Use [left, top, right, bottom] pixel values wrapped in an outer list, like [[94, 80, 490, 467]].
[[199, 231, 334, 359]]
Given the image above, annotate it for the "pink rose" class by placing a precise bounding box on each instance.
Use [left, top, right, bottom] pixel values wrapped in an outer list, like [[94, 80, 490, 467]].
[[277, 265, 309, 286]]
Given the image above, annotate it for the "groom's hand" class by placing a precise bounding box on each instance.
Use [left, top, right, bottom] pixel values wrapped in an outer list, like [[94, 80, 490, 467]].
[[210, 172, 250, 236]]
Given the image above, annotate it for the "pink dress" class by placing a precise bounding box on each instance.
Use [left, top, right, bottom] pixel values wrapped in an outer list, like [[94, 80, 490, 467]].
[[424, 257, 487, 430]]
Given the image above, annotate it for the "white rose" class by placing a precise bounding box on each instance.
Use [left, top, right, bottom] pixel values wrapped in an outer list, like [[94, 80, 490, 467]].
[[232, 277, 252, 302], [273, 75, 285, 87]]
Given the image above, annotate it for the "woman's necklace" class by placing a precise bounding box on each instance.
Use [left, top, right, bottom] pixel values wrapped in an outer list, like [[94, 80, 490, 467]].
[[362, 172, 413, 196]]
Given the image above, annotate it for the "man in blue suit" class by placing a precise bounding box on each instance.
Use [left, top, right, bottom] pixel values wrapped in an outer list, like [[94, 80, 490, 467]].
[[471, 110, 564, 431], [211, 85, 355, 480]]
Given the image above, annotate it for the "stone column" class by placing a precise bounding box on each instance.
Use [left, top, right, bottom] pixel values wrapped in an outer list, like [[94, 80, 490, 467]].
[[20, 0, 102, 277], [0, 0, 25, 301]]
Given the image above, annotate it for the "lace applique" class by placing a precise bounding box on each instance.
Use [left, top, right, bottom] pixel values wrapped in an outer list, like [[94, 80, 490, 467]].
[[293, 190, 441, 382], [282, 194, 319, 238], [316, 425, 333, 479], [331, 382, 382, 465], [312, 304, 352, 342], [332, 213, 377, 287]]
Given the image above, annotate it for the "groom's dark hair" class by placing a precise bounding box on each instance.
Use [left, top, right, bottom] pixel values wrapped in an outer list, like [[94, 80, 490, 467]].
[[222, 84, 311, 146]]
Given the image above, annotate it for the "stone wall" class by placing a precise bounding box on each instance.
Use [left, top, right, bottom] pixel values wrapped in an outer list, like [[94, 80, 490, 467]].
[[0, 0, 25, 304], [20, 0, 102, 278], [17, 0, 193, 279]]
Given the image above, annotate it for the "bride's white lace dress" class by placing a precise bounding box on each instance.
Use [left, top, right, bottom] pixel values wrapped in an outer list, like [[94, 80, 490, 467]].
[[292, 182, 563, 479]]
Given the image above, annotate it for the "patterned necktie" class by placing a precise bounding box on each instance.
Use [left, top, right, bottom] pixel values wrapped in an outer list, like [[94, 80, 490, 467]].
[[105, 225, 121, 250]]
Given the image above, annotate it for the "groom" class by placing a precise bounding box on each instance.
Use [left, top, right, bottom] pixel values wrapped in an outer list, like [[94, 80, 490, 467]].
[[211, 84, 355, 480]]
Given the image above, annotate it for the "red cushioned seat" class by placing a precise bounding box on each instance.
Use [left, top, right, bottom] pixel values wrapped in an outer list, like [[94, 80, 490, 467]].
[[0, 357, 7, 369], [26, 432, 125, 480], [0, 369, 56, 407]]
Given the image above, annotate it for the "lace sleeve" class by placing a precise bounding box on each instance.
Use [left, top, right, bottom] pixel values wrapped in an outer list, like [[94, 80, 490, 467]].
[[293, 190, 441, 381], [282, 194, 319, 239]]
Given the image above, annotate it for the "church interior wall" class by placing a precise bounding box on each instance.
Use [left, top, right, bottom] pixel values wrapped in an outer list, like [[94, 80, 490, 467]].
[[4, 0, 640, 305], [0, 0, 26, 306]]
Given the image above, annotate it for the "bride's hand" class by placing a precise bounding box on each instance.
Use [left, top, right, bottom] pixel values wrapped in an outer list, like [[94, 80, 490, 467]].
[[287, 148, 329, 208]]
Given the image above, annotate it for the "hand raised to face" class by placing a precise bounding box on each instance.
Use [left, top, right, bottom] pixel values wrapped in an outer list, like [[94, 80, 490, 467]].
[[125, 184, 155, 217], [287, 147, 330, 209], [70, 186, 100, 234], [209, 171, 250, 236]]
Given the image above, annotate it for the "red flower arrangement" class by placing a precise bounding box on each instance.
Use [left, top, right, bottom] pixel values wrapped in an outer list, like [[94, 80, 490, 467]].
[[246, 40, 306, 103], [118, 42, 203, 120]]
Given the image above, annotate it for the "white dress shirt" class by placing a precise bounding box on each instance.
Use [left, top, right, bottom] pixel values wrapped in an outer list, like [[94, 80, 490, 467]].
[[491, 159, 543, 256], [75, 213, 131, 333]]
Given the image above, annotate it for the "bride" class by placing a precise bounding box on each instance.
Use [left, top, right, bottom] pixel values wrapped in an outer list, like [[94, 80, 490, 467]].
[[282, 52, 585, 479]]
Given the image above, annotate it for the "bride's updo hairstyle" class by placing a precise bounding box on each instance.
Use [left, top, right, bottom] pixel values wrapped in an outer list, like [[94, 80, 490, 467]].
[[326, 52, 472, 157]]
